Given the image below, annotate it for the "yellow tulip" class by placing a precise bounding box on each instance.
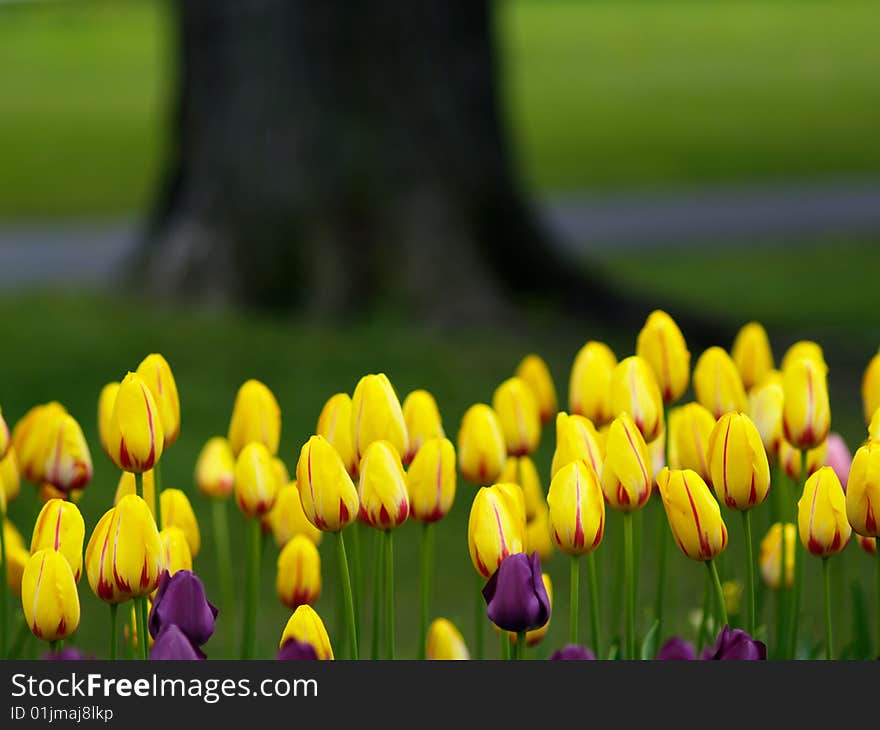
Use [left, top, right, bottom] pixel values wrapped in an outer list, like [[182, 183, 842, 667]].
[[426, 618, 469, 660], [526, 503, 554, 562], [759, 522, 796, 590], [161, 488, 201, 558], [295, 435, 360, 532], [610, 356, 664, 442], [135, 353, 181, 448], [869, 407, 880, 443], [407, 437, 456, 523], [401, 389, 445, 465], [6, 543, 29, 598], [602, 414, 652, 512], [234, 442, 281, 519], [273, 458, 291, 487], [316, 392, 357, 478], [731, 322, 774, 391], [667, 402, 715, 481], [547, 460, 605, 555], [569, 341, 617, 425], [492, 376, 541, 456], [550, 412, 604, 480], [656, 467, 728, 561], [509, 573, 553, 647], [779, 439, 803, 482], [857, 534, 877, 555], [264, 481, 323, 548], [636, 310, 691, 404], [468, 485, 525, 578], [0, 446, 20, 503], [499, 455, 543, 522], [495, 482, 528, 538], [85, 509, 124, 604], [693, 347, 748, 419], [798, 466, 851, 557], [863, 352, 880, 427], [194, 436, 235, 499], [0, 406, 9, 461], [846, 441, 880, 537], [114, 470, 156, 519], [781, 340, 826, 373], [276, 534, 321, 609], [350, 373, 409, 464], [12, 402, 66, 483], [106, 372, 164, 473], [279, 604, 333, 660], [806, 441, 827, 477], [748, 374, 784, 456], [159, 526, 193, 576], [649, 420, 667, 486], [516, 354, 558, 425], [357, 441, 410, 530], [723, 580, 743, 617], [42, 412, 93, 492], [782, 356, 830, 450], [30, 498, 85, 582], [21, 549, 80, 641], [4, 519, 24, 553], [228, 379, 281, 457], [97, 381, 120, 459], [38, 483, 83, 505], [457, 403, 507, 485], [706, 412, 771, 510]]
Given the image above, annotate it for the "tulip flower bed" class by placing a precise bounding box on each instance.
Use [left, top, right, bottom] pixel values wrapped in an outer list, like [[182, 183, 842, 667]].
[[0, 295, 878, 661]]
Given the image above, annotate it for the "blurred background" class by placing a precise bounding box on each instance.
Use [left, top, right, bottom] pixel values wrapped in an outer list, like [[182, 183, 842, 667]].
[[1, 0, 879, 659]]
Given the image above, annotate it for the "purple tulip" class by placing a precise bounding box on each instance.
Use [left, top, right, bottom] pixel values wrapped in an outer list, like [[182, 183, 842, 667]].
[[703, 625, 766, 660], [656, 637, 697, 660], [550, 644, 596, 660], [43, 647, 89, 660], [277, 638, 319, 660], [149, 624, 206, 660], [482, 552, 551, 633], [149, 570, 218, 646]]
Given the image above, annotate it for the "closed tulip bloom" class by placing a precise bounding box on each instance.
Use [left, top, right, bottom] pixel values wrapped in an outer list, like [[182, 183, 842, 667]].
[[279, 604, 333, 660], [6, 543, 29, 598], [277, 639, 319, 660], [42, 413, 92, 492], [547, 461, 605, 555], [483, 552, 551, 633], [759, 522, 796, 590], [667, 403, 716, 481], [402, 390, 445, 465], [636, 310, 691, 404], [779, 439, 802, 482], [526, 504, 554, 562], [159, 527, 193, 575], [0, 407, 9, 460], [693, 347, 749, 419], [495, 482, 528, 540], [550, 412, 604, 480], [610, 356, 664, 442], [870, 408, 880, 443], [863, 353, 880, 426], [426, 618, 470, 660], [350, 373, 409, 464], [656, 637, 697, 661], [106, 373, 164, 473], [550, 644, 597, 660], [510, 573, 553, 647], [316, 393, 357, 478], [499, 455, 543, 522], [602, 414, 652, 512], [114, 470, 156, 519], [276, 534, 321, 609], [468, 486, 525, 578], [858, 535, 877, 555], [295, 435, 360, 532], [457, 404, 507, 485], [706, 413, 771, 510], [135, 354, 181, 448], [84, 509, 125, 604], [406, 437, 456, 523], [22, 549, 80, 641], [160, 489, 200, 557], [798, 466, 851, 557], [781, 340, 826, 373], [149, 624, 203, 660], [264, 482, 323, 548], [492, 377, 541, 456], [732, 322, 774, 391], [12, 402, 67, 483], [30, 499, 85, 582], [0, 446, 20, 503], [273, 458, 291, 488], [234, 442, 280, 519], [97, 382, 120, 458], [149, 570, 217, 646], [358, 441, 409, 530], [846, 441, 880, 537], [806, 441, 827, 478], [569, 341, 617, 425], [228, 379, 281, 457], [657, 467, 728, 561], [704, 625, 766, 660], [748, 375, 784, 456], [194, 437, 235, 499], [782, 357, 830, 450], [516, 354, 558, 424]]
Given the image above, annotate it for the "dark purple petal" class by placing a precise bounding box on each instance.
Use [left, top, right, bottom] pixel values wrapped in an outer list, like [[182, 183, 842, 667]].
[[149, 624, 206, 660], [482, 552, 550, 633], [550, 644, 596, 660], [43, 647, 89, 660], [656, 637, 697, 660], [149, 570, 218, 646], [277, 638, 319, 660], [704, 625, 767, 660]]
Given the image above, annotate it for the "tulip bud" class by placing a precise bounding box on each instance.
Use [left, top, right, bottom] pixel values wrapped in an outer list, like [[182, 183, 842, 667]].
[[748, 374, 784, 456], [806, 441, 827, 477], [483, 552, 551, 633], [22, 549, 80, 641], [0, 446, 20, 504], [159, 526, 193, 576], [706, 412, 771, 510], [495, 482, 528, 538], [779, 439, 802, 482], [350, 373, 408, 464], [870, 408, 880, 443], [273, 458, 290, 487], [106, 373, 164, 472], [610, 356, 664, 442], [194, 437, 235, 499], [12, 402, 66, 483], [276, 534, 321, 609], [234, 442, 280, 519], [693, 347, 748, 419], [97, 382, 120, 459], [656, 467, 728, 561], [135, 353, 181, 448], [602, 414, 652, 512], [279, 604, 333, 660], [782, 356, 830, 450], [426, 618, 470, 660], [759, 522, 795, 590], [264, 482, 323, 548], [731, 322, 774, 391], [547, 461, 605, 555], [228, 379, 281, 457], [499, 455, 543, 522], [357, 441, 410, 530], [509, 573, 553, 647], [6, 543, 29, 598], [114, 470, 156, 518], [401, 390, 445, 466], [42, 413, 92, 492], [161, 488, 201, 558], [84, 509, 124, 605], [149, 570, 216, 647], [406, 437, 456, 524], [667, 403, 715, 481], [457, 404, 507, 485], [863, 352, 880, 426], [636, 310, 690, 404], [704, 625, 766, 660], [797, 466, 851, 557], [0, 407, 9, 461], [316, 393, 357, 478], [492, 377, 541, 456], [550, 412, 604, 481], [781, 340, 826, 373], [30, 499, 85, 582], [846, 441, 880, 537], [569, 341, 617, 425], [468, 485, 525, 578], [295, 435, 360, 532], [858, 535, 877, 555], [526, 504, 554, 562], [516, 354, 558, 424]]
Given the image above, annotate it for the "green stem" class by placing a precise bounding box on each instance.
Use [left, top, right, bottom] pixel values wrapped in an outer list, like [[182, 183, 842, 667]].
[[351, 522, 362, 644], [501, 632, 510, 660], [697, 572, 711, 649], [211, 498, 235, 650], [240, 518, 261, 659], [741, 510, 756, 635], [822, 557, 833, 660], [707, 559, 729, 629], [419, 523, 433, 660], [136, 597, 149, 660], [776, 520, 789, 659], [371, 531, 383, 660], [0, 498, 7, 659], [335, 529, 359, 659], [154, 461, 163, 526], [516, 631, 526, 659], [654, 503, 668, 645], [109, 604, 118, 661], [586, 552, 601, 657], [623, 512, 635, 659], [474, 571, 484, 660], [787, 455, 805, 659], [384, 529, 395, 660], [49, 640, 59, 653], [8, 619, 31, 660], [135, 471, 143, 499], [569, 555, 580, 644]]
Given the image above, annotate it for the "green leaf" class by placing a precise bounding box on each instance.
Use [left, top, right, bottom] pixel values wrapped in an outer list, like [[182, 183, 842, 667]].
[[640, 619, 660, 660]]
